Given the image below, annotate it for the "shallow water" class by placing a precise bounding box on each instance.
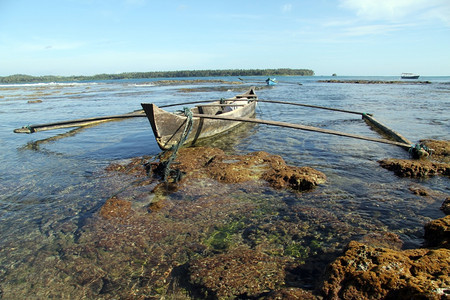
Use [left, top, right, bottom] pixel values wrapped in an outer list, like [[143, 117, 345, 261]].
[[0, 76, 449, 297]]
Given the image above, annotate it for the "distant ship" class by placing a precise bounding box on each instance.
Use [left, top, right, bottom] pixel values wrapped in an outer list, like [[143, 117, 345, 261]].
[[401, 73, 420, 79]]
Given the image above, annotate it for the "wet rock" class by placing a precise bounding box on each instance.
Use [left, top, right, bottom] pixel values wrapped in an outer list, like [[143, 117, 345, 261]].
[[441, 197, 450, 215], [189, 248, 288, 298], [263, 165, 326, 191], [378, 158, 449, 177], [421, 139, 450, 163], [320, 241, 450, 299], [159, 147, 326, 191], [379, 140, 450, 177], [424, 215, 450, 249], [99, 196, 132, 220], [27, 99, 43, 104], [107, 147, 325, 193]]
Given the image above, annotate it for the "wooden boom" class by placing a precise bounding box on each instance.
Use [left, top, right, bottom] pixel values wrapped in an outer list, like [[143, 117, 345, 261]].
[[13, 111, 147, 133], [362, 113, 412, 145], [256, 99, 367, 115], [192, 113, 412, 149]]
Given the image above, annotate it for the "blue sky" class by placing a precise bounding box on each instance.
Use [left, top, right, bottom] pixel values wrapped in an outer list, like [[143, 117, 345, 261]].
[[1, 0, 449, 76]]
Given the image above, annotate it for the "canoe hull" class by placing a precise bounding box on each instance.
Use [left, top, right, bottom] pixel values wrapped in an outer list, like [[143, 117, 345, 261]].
[[142, 89, 257, 150], [266, 78, 277, 85]]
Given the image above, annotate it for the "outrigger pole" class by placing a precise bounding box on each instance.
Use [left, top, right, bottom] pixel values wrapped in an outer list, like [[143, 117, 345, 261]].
[[13, 101, 224, 134], [192, 113, 412, 149], [13, 98, 414, 151], [12, 98, 373, 134], [255, 99, 366, 115]]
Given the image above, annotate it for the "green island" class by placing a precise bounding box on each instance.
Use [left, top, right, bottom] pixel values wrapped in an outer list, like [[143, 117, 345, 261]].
[[0, 68, 314, 84]]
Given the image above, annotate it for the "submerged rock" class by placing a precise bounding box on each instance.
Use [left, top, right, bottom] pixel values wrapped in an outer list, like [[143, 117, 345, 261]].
[[356, 231, 403, 250], [94, 146, 448, 299], [263, 287, 318, 299], [99, 196, 132, 221], [189, 248, 288, 298], [320, 241, 450, 299]]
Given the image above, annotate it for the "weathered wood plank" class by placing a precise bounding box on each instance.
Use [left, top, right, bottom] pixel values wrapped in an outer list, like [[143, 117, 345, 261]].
[[362, 113, 412, 145]]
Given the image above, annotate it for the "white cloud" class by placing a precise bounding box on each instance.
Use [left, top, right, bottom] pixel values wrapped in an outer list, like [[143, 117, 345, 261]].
[[340, 0, 450, 24], [342, 24, 406, 36], [423, 2, 450, 25], [282, 4, 292, 13]]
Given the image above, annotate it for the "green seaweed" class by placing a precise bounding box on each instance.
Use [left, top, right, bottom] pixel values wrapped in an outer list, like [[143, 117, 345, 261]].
[[284, 242, 309, 260], [205, 220, 246, 251]]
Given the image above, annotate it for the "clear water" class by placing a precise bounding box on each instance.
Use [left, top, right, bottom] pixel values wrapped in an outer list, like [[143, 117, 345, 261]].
[[0, 76, 449, 297]]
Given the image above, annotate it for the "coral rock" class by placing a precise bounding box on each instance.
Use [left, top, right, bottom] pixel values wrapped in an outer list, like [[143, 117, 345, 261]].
[[421, 139, 450, 163], [320, 241, 450, 299], [441, 197, 450, 215], [378, 158, 449, 177], [379, 140, 450, 177], [263, 165, 326, 191], [424, 215, 450, 249], [159, 147, 326, 191]]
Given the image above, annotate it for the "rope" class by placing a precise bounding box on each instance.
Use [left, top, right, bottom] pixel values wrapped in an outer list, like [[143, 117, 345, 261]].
[[160, 107, 194, 182], [409, 143, 431, 159], [107, 107, 194, 196]]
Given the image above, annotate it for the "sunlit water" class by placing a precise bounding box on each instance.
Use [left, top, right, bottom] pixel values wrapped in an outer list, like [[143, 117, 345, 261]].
[[0, 76, 449, 297]]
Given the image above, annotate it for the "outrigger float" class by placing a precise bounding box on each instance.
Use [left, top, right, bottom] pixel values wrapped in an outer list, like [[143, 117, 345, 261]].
[[14, 87, 428, 157]]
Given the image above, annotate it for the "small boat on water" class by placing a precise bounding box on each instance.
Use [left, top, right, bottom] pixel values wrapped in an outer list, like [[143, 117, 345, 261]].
[[401, 73, 420, 79], [141, 88, 258, 150], [266, 78, 278, 86]]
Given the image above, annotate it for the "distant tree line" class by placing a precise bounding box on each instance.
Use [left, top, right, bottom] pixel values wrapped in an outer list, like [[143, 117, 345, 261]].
[[0, 68, 314, 83]]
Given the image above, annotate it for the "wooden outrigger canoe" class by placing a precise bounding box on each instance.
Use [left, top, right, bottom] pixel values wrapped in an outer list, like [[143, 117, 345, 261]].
[[14, 86, 415, 154], [141, 88, 258, 150]]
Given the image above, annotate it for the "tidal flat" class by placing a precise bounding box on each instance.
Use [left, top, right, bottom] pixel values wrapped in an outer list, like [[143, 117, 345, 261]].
[[0, 76, 449, 298]]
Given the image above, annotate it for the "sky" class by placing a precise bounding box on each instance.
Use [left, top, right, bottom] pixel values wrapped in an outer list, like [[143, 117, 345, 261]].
[[0, 0, 449, 76]]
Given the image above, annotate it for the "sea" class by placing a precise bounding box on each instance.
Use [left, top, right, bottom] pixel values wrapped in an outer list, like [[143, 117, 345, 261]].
[[0, 76, 449, 298]]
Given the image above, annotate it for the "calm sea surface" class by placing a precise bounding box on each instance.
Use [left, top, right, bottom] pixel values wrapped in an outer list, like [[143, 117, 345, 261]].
[[0, 76, 449, 297]]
